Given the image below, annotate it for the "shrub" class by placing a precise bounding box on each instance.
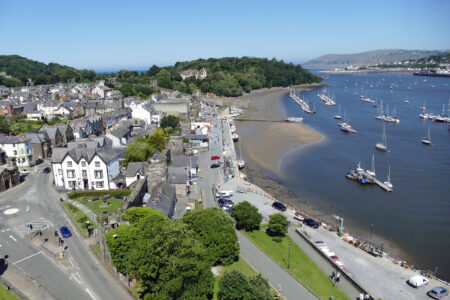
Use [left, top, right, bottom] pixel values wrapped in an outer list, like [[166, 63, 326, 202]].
[[268, 213, 289, 236], [230, 201, 262, 232], [68, 189, 131, 199]]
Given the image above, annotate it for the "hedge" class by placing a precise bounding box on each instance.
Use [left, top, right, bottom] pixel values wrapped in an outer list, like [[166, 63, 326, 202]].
[[68, 189, 131, 199]]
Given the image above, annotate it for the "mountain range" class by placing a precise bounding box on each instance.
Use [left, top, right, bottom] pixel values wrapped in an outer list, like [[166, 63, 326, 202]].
[[304, 49, 449, 66]]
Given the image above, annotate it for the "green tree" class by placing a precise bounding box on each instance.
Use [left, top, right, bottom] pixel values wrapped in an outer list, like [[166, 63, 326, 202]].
[[248, 273, 272, 300], [105, 225, 137, 275], [268, 213, 289, 236], [124, 140, 153, 165], [147, 127, 165, 151], [218, 270, 249, 300], [147, 64, 160, 77], [160, 115, 180, 129], [155, 69, 173, 89], [123, 207, 164, 225], [182, 208, 239, 266], [230, 201, 262, 232]]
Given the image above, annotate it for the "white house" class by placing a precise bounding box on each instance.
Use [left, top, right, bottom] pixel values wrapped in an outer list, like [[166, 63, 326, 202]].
[[51, 147, 121, 190], [131, 102, 152, 125], [125, 162, 145, 187], [0, 135, 34, 167]]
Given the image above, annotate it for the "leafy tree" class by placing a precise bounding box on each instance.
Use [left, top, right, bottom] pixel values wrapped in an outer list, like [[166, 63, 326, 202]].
[[105, 225, 137, 275], [160, 115, 180, 129], [123, 207, 164, 225], [248, 273, 272, 300], [124, 140, 154, 165], [182, 208, 239, 266], [231, 201, 262, 232], [155, 69, 173, 89], [268, 213, 289, 236], [147, 64, 160, 77], [147, 127, 165, 151], [218, 270, 249, 300]]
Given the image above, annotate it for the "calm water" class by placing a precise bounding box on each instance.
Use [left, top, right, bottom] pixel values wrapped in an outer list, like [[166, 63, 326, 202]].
[[278, 71, 450, 280]]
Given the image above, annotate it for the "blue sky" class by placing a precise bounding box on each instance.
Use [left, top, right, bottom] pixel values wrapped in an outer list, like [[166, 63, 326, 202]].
[[0, 0, 449, 71]]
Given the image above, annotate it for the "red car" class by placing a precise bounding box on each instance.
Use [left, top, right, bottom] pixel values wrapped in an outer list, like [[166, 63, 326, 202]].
[[330, 256, 339, 261], [211, 155, 220, 160]]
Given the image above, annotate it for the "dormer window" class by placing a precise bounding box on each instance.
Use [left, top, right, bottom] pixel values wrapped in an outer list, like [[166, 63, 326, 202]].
[[95, 161, 100, 167], [81, 161, 86, 167], [67, 161, 72, 167]]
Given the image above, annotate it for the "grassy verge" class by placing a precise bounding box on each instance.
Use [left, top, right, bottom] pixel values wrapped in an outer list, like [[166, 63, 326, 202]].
[[0, 284, 19, 300], [242, 225, 350, 300], [213, 256, 256, 300], [91, 244, 101, 257], [63, 202, 96, 237], [90, 199, 122, 213]]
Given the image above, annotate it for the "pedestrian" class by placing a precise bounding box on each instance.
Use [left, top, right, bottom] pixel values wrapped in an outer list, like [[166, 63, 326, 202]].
[[330, 271, 336, 280], [336, 272, 341, 283]]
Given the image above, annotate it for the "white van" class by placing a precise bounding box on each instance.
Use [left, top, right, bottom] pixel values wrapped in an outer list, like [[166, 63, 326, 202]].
[[219, 191, 233, 198], [407, 275, 429, 288]]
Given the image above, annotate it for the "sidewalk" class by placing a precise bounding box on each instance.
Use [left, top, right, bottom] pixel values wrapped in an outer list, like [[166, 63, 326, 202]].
[[2, 263, 53, 300]]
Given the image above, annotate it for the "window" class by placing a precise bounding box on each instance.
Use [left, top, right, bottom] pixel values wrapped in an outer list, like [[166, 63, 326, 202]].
[[82, 170, 87, 178], [95, 161, 100, 167], [94, 170, 103, 179], [81, 161, 86, 167], [68, 181, 76, 188], [13, 150, 17, 155], [58, 169, 62, 175], [67, 161, 72, 167], [67, 170, 75, 178], [95, 181, 104, 188]]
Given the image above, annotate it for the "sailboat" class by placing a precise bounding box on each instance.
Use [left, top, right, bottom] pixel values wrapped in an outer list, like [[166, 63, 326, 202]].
[[384, 165, 393, 189], [375, 101, 386, 120], [366, 154, 376, 177], [334, 104, 342, 120], [237, 141, 246, 169], [419, 100, 426, 111], [421, 128, 431, 145], [376, 125, 387, 151]]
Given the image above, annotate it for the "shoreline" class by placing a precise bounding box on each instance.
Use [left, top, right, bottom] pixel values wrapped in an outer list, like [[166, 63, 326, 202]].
[[235, 86, 420, 265]]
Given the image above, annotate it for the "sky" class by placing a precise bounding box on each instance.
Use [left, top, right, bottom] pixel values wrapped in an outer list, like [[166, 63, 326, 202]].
[[0, 0, 449, 71]]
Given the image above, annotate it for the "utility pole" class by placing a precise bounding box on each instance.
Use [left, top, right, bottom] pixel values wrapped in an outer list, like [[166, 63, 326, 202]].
[[288, 241, 291, 270], [370, 224, 374, 248]]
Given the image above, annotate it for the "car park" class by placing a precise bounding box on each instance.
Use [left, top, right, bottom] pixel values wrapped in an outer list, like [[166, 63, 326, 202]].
[[272, 201, 287, 211], [303, 218, 320, 228], [427, 286, 449, 299], [60, 226, 72, 238], [407, 275, 430, 288]]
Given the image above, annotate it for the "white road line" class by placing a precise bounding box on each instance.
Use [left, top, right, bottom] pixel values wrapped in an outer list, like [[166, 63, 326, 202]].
[[13, 251, 43, 264], [85, 288, 97, 300], [26, 206, 30, 212], [72, 273, 81, 284], [0, 205, 11, 210], [1, 230, 5, 232], [9, 235, 17, 242]]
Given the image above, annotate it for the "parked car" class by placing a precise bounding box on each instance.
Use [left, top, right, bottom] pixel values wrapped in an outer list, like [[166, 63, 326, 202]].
[[211, 155, 220, 160], [210, 163, 220, 168], [19, 169, 29, 175], [272, 201, 287, 211], [407, 275, 430, 288], [60, 226, 72, 238], [303, 218, 319, 228], [43, 167, 51, 173], [427, 286, 449, 299], [330, 255, 339, 261]]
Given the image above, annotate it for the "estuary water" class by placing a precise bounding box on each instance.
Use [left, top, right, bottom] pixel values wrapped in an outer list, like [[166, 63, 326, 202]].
[[278, 71, 450, 280]]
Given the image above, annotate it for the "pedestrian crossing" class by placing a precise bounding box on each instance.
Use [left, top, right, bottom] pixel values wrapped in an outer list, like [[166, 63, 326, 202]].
[[12, 217, 53, 237]]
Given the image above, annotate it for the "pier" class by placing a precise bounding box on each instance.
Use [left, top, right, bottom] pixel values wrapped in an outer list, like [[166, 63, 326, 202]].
[[289, 89, 315, 114], [346, 171, 392, 192]]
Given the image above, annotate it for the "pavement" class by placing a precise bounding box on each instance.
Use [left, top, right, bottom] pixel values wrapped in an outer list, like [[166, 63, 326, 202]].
[[0, 164, 132, 300], [297, 224, 450, 300]]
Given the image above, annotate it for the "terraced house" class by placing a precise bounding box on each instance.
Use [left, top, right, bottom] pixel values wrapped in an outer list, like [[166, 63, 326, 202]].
[[51, 147, 121, 190], [0, 135, 34, 167]]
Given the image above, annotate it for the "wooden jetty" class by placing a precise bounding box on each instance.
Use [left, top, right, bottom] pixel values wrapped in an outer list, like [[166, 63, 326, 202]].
[[346, 171, 392, 192]]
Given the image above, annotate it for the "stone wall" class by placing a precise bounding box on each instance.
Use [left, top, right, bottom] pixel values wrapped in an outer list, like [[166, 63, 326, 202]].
[[123, 177, 147, 209]]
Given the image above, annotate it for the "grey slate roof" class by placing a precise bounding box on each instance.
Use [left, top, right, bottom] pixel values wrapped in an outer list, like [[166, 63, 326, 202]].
[[171, 155, 198, 168], [167, 173, 188, 184], [0, 135, 30, 144], [185, 134, 208, 141], [24, 132, 49, 144], [50, 147, 121, 164], [125, 162, 145, 177], [147, 182, 176, 218]]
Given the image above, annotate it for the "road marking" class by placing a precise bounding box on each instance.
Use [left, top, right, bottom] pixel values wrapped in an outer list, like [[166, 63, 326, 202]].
[[13, 251, 43, 264], [72, 273, 81, 284], [26, 206, 30, 212], [85, 288, 97, 300], [9, 235, 17, 242], [0, 205, 11, 210]]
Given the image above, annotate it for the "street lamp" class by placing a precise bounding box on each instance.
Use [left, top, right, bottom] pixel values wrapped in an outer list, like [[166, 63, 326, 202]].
[[288, 242, 291, 270], [370, 224, 374, 248]]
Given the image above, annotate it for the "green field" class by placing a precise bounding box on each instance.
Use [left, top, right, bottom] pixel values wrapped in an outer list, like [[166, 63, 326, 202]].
[[213, 256, 256, 300], [89, 199, 123, 213], [242, 226, 350, 300], [63, 202, 96, 237]]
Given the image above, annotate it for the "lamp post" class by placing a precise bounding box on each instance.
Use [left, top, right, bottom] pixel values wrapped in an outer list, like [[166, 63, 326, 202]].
[[288, 241, 291, 270], [370, 224, 374, 248]]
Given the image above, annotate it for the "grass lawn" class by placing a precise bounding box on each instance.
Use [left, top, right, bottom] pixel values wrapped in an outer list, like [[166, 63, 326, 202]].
[[242, 226, 350, 300], [89, 199, 123, 213], [213, 256, 256, 300], [0, 284, 19, 300], [63, 202, 96, 237], [72, 196, 90, 205]]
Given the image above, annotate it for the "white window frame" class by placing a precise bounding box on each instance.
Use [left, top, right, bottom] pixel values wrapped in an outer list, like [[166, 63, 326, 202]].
[[95, 181, 104, 188]]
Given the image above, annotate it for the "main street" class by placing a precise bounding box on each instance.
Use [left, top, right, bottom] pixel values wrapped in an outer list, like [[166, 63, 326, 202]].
[[0, 166, 132, 300]]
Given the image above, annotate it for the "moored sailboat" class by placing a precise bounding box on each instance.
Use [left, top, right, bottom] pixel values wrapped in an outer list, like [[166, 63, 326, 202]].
[[421, 128, 431, 145], [376, 125, 388, 151]]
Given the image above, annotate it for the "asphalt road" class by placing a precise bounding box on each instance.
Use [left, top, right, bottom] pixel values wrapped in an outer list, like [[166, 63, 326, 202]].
[[0, 166, 132, 300]]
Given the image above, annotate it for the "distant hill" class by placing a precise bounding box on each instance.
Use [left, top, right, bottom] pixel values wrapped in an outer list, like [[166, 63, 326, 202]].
[[0, 55, 96, 86], [304, 49, 449, 66]]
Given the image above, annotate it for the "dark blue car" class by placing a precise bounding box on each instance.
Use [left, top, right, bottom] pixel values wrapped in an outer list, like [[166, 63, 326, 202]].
[[60, 226, 72, 238]]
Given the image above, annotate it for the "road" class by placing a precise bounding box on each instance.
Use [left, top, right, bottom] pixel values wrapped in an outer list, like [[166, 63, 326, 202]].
[[238, 231, 317, 300], [0, 166, 132, 300]]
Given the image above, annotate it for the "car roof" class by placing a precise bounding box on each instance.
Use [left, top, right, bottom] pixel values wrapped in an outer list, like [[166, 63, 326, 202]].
[[60, 226, 69, 230], [432, 286, 447, 292]]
